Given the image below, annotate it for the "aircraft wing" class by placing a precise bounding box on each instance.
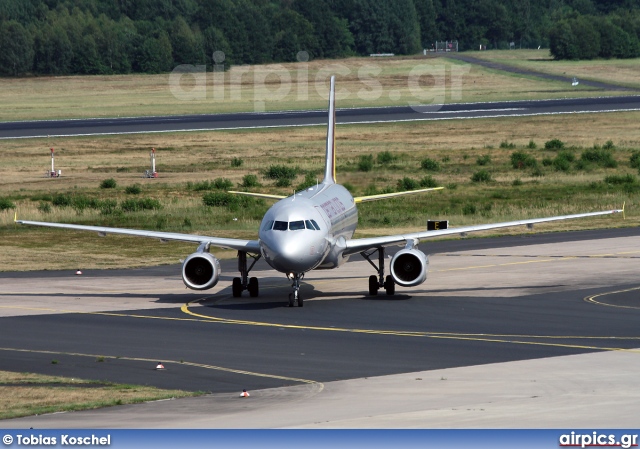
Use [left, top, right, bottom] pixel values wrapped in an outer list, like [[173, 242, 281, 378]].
[[343, 208, 623, 256], [15, 220, 261, 253]]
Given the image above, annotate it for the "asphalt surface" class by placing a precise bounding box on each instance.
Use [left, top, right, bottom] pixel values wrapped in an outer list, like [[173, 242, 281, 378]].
[[1, 227, 639, 395], [1, 96, 640, 139]]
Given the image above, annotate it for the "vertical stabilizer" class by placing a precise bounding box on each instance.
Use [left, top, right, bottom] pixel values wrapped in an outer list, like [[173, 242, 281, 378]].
[[322, 76, 337, 184]]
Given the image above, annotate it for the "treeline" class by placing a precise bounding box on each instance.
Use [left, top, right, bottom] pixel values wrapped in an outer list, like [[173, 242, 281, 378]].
[[1, 0, 639, 76], [550, 11, 640, 59]]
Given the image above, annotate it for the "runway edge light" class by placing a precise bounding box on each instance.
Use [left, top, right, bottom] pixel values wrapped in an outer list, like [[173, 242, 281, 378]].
[[240, 389, 250, 398], [155, 362, 166, 370]]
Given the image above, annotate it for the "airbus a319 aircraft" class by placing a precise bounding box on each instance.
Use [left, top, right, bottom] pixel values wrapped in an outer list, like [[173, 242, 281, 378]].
[[18, 76, 623, 307]]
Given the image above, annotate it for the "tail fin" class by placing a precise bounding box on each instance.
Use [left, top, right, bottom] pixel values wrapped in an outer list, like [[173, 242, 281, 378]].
[[322, 76, 336, 184]]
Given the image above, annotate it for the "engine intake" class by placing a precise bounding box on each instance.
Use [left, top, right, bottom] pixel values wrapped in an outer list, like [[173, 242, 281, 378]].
[[390, 248, 428, 287], [182, 252, 221, 290]]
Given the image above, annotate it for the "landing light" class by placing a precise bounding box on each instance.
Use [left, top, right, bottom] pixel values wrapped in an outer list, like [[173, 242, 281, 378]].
[[287, 272, 295, 280]]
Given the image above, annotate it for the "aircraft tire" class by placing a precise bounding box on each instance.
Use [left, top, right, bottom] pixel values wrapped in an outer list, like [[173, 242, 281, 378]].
[[248, 277, 259, 297], [368, 275, 379, 296], [232, 277, 242, 297], [384, 275, 395, 295]]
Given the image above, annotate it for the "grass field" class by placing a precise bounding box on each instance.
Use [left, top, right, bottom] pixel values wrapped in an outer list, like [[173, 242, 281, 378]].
[[1, 110, 638, 271], [0, 370, 199, 420], [470, 49, 640, 89], [0, 54, 625, 122]]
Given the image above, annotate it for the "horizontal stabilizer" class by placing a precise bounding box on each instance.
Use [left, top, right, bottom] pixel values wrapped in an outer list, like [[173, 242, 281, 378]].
[[354, 187, 443, 203], [228, 191, 287, 200]]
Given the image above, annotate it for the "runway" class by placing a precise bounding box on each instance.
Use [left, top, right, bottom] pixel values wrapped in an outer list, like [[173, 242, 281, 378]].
[[1, 95, 640, 139], [1, 228, 640, 427]]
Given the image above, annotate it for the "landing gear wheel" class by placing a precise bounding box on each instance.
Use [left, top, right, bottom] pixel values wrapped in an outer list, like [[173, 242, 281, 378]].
[[384, 275, 395, 296], [288, 293, 295, 307], [368, 275, 379, 296], [297, 295, 303, 307], [248, 277, 259, 297], [232, 277, 242, 297]]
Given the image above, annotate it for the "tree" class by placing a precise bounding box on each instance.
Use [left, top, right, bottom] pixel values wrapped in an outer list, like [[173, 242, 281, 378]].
[[0, 20, 34, 75], [550, 20, 578, 59]]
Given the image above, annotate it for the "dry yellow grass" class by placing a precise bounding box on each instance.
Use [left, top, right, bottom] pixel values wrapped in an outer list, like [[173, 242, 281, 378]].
[[0, 55, 619, 122]]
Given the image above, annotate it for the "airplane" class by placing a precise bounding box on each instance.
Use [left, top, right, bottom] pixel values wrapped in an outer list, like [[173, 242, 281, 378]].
[[17, 76, 623, 307]]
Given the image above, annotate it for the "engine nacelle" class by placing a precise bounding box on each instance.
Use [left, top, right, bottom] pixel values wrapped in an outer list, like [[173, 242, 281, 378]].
[[182, 252, 221, 290], [390, 248, 428, 287]]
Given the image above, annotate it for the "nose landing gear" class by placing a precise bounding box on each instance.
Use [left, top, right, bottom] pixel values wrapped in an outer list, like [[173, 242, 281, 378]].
[[288, 273, 304, 307]]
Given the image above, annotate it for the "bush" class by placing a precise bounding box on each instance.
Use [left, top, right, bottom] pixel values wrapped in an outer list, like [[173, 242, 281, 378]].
[[420, 157, 440, 171], [52, 194, 72, 207], [553, 151, 575, 172], [397, 177, 419, 190], [630, 151, 640, 169], [603, 140, 615, 150], [212, 178, 233, 190], [419, 175, 438, 188], [581, 148, 617, 168], [604, 174, 636, 185], [203, 192, 237, 207], [358, 155, 374, 172], [264, 165, 297, 180], [511, 151, 537, 169], [37, 202, 51, 213], [476, 155, 491, 166], [499, 140, 516, 149], [120, 198, 162, 212], [471, 170, 492, 183], [542, 157, 553, 167], [97, 199, 117, 215], [125, 184, 142, 195], [544, 139, 565, 150], [231, 157, 244, 167], [528, 140, 537, 149], [275, 177, 291, 187], [377, 151, 397, 165], [240, 174, 261, 188], [0, 198, 15, 211], [462, 204, 477, 215], [512, 178, 523, 186], [100, 178, 117, 189]]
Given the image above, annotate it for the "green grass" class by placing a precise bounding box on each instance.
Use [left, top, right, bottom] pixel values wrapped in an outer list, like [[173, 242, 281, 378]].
[[0, 370, 200, 420]]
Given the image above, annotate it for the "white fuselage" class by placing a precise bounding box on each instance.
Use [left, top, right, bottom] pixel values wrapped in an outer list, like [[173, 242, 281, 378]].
[[259, 183, 358, 274]]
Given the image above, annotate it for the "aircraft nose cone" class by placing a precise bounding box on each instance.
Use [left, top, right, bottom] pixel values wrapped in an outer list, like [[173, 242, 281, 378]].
[[261, 232, 324, 273]]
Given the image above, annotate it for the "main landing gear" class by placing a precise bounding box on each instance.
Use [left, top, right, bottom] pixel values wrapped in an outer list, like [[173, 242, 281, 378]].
[[288, 273, 304, 307], [232, 251, 261, 298], [361, 247, 395, 296]]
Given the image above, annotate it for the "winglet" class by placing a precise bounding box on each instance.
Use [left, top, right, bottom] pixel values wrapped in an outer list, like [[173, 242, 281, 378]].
[[322, 76, 336, 185]]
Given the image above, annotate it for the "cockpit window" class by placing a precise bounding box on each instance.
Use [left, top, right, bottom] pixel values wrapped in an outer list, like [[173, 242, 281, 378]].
[[273, 221, 288, 231], [262, 220, 274, 231], [310, 219, 321, 230], [289, 220, 305, 231], [305, 220, 314, 230]]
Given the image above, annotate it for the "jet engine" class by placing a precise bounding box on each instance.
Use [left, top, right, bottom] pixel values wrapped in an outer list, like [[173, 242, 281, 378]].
[[182, 252, 221, 290], [390, 248, 428, 287]]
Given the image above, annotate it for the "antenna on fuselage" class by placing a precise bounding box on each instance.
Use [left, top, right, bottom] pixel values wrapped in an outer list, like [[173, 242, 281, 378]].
[[322, 76, 337, 185]]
